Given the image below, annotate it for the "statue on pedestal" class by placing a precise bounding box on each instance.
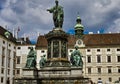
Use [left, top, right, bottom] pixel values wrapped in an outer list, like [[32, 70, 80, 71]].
[[39, 55, 46, 68], [25, 47, 36, 68], [47, 0, 64, 28], [70, 46, 83, 68]]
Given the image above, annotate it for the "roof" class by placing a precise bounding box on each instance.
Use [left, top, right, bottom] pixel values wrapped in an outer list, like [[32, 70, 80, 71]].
[[83, 33, 120, 47], [36, 35, 47, 49], [36, 33, 120, 49], [0, 26, 16, 43]]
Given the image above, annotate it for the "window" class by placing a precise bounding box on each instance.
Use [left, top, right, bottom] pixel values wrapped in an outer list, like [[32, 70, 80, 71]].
[[98, 67, 101, 74], [28, 47, 31, 49], [2, 55, 5, 67], [118, 68, 120, 73], [2, 47, 5, 56], [108, 68, 112, 73], [97, 55, 101, 63], [117, 49, 120, 51], [107, 49, 110, 52], [14, 46, 16, 49], [70, 50, 73, 52], [13, 52, 16, 69], [87, 55, 91, 63], [3, 40, 5, 44], [97, 49, 100, 52], [1, 68, 4, 74], [88, 67, 91, 74], [17, 47, 21, 49], [9, 44, 11, 47], [16, 56, 21, 64], [107, 56, 111, 62], [8, 69, 10, 75], [2, 47, 5, 67], [13, 70, 15, 75], [1, 77, 3, 83], [41, 50, 45, 53], [117, 56, 120, 62], [87, 49, 91, 52], [8, 50, 11, 67], [16, 69, 20, 74], [109, 77, 112, 82]]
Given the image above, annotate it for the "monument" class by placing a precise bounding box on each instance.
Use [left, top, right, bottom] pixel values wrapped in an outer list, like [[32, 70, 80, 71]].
[[14, 0, 89, 84]]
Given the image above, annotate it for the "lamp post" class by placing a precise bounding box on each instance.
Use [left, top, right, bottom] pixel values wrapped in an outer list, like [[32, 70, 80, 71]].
[[4, 31, 11, 84]]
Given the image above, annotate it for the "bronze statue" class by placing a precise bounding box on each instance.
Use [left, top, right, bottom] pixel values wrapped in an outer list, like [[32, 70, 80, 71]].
[[25, 47, 36, 68], [47, 0, 64, 28], [39, 55, 46, 68], [70, 46, 83, 68]]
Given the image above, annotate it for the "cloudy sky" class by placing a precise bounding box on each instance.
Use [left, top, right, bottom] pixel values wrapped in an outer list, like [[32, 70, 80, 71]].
[[0, 0, 120, 41]]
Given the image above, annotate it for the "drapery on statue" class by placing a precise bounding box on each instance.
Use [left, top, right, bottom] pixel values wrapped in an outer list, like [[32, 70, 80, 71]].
[[47, 0, 64, 28], [25, 47, 36, 68], [39, 55, 46, 68], [70, 45, 83, 68]]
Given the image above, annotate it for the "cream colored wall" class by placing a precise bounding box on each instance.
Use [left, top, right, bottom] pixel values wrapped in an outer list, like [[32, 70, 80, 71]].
[[0, 36, 16, 84], [83, 47, 120, 83]]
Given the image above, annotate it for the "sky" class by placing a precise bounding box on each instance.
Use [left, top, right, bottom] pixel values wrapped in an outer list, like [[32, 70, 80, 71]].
[[0, 0, 120, 42]]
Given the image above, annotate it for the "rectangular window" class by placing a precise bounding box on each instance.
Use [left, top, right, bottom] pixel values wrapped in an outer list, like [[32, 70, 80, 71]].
[[87, 55, 91, 63], [118, 68, 120, 73], [16, 56, 21, 64], [117, 49, 120, 51], [97, 55, 101, 63], [117, 56, 120, 62], [8, 69, 10, 75], [28, 47, 31, 49], [70, 50, 73, 52], [1, 77, 3, 83], [107, 49, 110, 52], [3, 40, 5, 44], [97, 49, 100, 52], [2, 55, 5, 67], [13, 70, 15, 75], [14, 46, 16, 49], [16, 69, 20, 74], [88, 68, 91, 74], [87, 49, 91, 52], [1, 68, 4, 74], [108, 68, 112, 73], [8, 50, 11, 68], [2, 47, 5, 56], [107, 56, 111, 62], [41, 50, 45, 53], [98, 67, 101, 74], [9, 44, 11, 47], [17, 47, 21, 49], [2, 47, 5, 67], [109, 77, 112, 82], [13, 52, 16, 69]]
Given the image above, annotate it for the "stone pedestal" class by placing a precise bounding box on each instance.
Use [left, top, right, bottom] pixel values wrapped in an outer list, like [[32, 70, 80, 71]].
[[22, 68, 38, 78], [37, 67, 89, 84], [45, 28, 69, 67]]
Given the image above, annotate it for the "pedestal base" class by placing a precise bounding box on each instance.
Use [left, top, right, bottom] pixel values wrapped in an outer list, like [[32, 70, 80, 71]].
[[14, 67, 89, 84], [22, 68, 38, 78], [38, 67, 89, 84]]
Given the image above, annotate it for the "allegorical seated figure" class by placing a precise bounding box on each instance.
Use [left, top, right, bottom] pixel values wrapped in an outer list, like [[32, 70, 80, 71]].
[[25, 47, 36, 69], [39, 55, 46, 68], [70, 45, 83, 68]]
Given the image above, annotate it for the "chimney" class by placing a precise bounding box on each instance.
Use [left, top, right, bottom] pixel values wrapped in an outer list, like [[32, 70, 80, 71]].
[[89, 32, 93, 34], [97, 31, 100, 34]]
